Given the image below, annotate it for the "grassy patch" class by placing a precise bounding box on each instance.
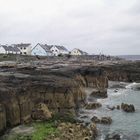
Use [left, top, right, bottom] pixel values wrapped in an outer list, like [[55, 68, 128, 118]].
[[31, 122, 58, 140], [12, 122, 58, 140], [0, 54, 17, 61]]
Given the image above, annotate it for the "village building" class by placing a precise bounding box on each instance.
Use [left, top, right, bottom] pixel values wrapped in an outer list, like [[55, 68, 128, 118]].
[[0, 45, 21, 54], [13, 43, 32, 55], [50, 45, 69, 56], [70, 48, 88, 55], [31, 43, 53, 56]]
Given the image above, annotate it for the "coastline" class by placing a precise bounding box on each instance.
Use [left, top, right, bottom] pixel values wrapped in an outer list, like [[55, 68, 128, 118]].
[[0, 55, 140, 139]]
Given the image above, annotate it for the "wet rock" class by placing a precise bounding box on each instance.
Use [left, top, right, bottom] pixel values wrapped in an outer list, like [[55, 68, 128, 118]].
[[91, 116, 112, 125], [90, 89, 108, 98], [105, 133, 121, 140], [100, 117, 112, 124], [114, 89, 119, 92], [116, 105, 120, 110], [31, 103, 52, 121], [121, 103, 135, 112], [85, 102, 102, 110], [80, 115, 89, 119], [106, 105, 115, 110], [91, 116, 100, 123]]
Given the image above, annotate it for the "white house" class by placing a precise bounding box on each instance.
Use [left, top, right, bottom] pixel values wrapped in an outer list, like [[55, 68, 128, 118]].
[[31, 43, 53, 56], [0, 45, 21, 54], [13, 43, 32, 55], [50, 45, 69, 56], [70, 48, 88, 55]]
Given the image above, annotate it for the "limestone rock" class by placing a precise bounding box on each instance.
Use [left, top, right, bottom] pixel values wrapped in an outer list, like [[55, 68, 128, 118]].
[[91, 116, 100, 123], [31, 103, 52, 121], [0, 104, 6, 134], [85, 102, 102, 110], [121, 103, 135, 112], [91, 116, 112, 125], [100, 117, 112, 124]]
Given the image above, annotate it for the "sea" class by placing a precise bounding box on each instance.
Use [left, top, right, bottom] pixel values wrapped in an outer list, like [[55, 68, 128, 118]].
[[117, 55, 140, 61], [78, 82, 140, 140]]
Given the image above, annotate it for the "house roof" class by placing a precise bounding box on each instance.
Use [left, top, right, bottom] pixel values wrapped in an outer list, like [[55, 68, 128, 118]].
[[52, 45, 68, 51], [40, 44, 52, 52], [13, 43, 31, 48], [1, 45, 20, 52], [12, 46, 21, 52], [32, 43, 52, 53]]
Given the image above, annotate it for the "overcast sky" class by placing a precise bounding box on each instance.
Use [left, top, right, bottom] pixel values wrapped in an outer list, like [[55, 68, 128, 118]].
[[0, 0, 140, 55]]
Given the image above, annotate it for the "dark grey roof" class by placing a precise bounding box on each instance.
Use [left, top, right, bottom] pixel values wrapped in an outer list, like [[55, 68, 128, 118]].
[[1, 45, 20, 52], [1, 45, 10, 51], [32, 43, 52, 53], [12, 46, 21, 52], [54, 45, 68, 51], [14, 43, 31, 48], [40, 44, 52, 52], [32, 43, 68, 52]]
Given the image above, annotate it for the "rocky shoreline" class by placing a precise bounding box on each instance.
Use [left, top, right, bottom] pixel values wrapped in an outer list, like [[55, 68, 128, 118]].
[[0, 56, 140, 139]]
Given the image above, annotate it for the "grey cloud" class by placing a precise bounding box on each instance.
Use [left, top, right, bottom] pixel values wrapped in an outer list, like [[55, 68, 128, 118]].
[[0, 0, 140, 55]]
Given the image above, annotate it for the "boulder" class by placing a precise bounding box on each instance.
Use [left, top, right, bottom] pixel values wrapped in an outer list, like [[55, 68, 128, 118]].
[[85, 102, 102, 110], [121, 103, 135, 112], [105, 133, 121, 140], [91, 116, 112, 125], [91, 116, 100, 123], [106, 105, 115, 110], [116, 105, 120, 110], [100, 117, 112, 124], [31, 103, 52, 121], [90, 89, 107, 98]]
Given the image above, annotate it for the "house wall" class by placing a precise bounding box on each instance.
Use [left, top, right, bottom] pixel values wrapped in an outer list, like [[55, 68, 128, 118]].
[[50, 46, 68, 56], [71, 49, 82, 55], [50, 46, 59, 56], [31, 44, 52, 56], [0, 47, 6, 54], [18, 45, 32, 55]]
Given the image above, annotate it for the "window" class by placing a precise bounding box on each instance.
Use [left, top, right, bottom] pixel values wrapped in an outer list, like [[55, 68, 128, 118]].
[[24, 52, 26, 54], [24, 47, 26, 50]]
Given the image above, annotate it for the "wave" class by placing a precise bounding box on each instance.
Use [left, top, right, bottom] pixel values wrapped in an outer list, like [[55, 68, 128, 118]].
[[126, 82, 140, 90]]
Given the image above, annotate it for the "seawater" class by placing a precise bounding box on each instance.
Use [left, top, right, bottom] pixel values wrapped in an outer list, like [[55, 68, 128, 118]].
[[79, 82, 140, 140]]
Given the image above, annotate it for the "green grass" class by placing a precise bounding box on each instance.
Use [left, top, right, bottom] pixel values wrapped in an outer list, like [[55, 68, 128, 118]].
[[0, 54, 17, 61], [31, 122, 58, 140], [13, 122, 58, 140]]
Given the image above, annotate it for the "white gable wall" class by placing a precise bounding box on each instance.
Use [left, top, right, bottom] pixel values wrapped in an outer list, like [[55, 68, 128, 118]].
[[0, 46, 6, 54], [50, 46, 68, 56], [31, 44, 52, 56], [71, 49, 82, 55], [32, 44, 47, 56]]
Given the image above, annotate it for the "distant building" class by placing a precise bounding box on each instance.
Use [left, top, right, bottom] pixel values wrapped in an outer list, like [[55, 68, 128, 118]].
[[71, 48, 88, 55], [50, 45, 69, 56], [13, 43, 32, 55], [31, 43, 53, 56], [0, 45, 21, 54]]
